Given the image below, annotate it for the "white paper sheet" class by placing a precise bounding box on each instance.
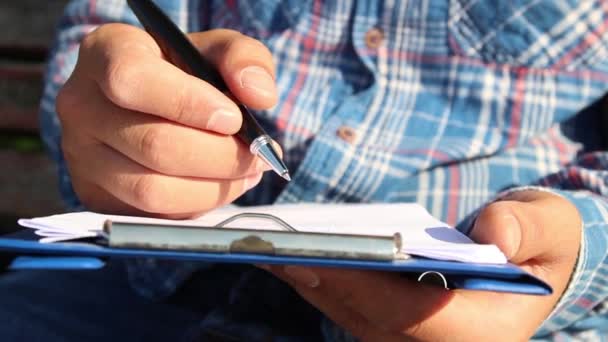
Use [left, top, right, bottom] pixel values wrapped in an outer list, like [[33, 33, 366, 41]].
[[18, 203, 506, 264]]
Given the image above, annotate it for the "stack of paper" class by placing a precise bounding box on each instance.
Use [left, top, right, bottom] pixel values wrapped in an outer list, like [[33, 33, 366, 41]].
[[19, 203, 506, 264]]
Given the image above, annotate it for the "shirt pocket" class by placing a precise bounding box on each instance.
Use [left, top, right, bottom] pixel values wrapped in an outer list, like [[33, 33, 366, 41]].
[[447, 0, 608, 70]]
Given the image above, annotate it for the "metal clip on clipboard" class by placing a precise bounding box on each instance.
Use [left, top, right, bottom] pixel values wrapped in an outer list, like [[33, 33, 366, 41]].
[[103, 213, 410, 261]]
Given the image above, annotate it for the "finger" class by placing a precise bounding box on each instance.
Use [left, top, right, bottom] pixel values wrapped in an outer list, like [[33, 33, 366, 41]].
[[72, 180, 146, 215], [270, 266, 541, 341], [470, 190, 581, 265], [271, 266, 455, 335], [188, 29, 278, 109], [72, 180, 204, 219], [76, 81, 268, 179], [63, 137, 263, 215], [78, 24, 243, 134]]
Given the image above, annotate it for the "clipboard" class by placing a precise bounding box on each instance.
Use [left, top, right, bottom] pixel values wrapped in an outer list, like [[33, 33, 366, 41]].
[[0, 211, 553, 296]]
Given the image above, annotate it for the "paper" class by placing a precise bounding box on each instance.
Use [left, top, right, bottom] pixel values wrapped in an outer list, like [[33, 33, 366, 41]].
[[18, 203, 506, 264]]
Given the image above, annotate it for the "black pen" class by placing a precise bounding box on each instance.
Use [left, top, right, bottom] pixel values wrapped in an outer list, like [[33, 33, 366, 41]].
[[126, 0, 290, 181]]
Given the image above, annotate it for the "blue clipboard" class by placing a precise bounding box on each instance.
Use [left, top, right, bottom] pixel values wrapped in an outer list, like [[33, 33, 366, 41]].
[[0, 230, 552, 296]]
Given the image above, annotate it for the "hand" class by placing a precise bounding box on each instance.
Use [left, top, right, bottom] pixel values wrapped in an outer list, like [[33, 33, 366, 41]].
[[56, 24, 278, 218], [266, 190, 582, 341]]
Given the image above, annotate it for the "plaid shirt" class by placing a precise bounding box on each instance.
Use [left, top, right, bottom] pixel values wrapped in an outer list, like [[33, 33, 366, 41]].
[[40, 0, 608, 340]]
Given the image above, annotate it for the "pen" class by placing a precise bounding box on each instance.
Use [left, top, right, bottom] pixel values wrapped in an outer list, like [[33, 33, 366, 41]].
[[126, 0, 291, 181]]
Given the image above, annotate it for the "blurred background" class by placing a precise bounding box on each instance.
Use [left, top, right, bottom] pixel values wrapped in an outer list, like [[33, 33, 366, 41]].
[[0, 0, 71, 233]]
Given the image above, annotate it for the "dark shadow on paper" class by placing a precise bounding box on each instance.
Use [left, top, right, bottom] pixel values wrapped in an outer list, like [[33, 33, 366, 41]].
[[425, 227, 474, 244]]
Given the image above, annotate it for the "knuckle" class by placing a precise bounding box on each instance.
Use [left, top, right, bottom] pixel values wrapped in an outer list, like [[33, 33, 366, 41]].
[[169, 80, 195, 123], [131, 175, 167, 213], [80, 24, 122, 57], [138, 126, 170, 171], [101, 57, 141, 108]]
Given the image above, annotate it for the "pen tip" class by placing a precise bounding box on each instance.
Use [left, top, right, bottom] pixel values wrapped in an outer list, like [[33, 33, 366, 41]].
[[282, 172, 292, 182]]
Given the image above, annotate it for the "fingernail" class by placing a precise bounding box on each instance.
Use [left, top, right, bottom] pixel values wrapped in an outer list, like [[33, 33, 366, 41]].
[[239, 66, 276, 98], [284, 266, 319, 288], [206, 109, 241, 134], [243, 172, 263, 192], [502, 214, 521, 259]]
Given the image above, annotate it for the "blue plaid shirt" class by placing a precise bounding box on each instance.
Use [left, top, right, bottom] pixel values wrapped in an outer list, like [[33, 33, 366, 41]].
[[40, 0, 608, 340]]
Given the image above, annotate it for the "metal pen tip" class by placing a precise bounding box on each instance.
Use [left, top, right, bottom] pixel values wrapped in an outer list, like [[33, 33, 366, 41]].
[[251, 136, 291, 182]]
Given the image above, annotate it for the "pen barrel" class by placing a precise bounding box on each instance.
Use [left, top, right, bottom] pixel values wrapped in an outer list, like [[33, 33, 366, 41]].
[[236, 105, 267, 144], [126, 0, 228, 92]]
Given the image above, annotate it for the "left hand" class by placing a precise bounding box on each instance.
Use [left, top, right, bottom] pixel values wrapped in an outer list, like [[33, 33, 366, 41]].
[[265, 190, 582, 341]]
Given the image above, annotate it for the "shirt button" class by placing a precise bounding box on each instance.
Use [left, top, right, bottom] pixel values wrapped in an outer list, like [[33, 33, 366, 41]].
[[336, 126, 357, 144], [365, 27, 384, 49]]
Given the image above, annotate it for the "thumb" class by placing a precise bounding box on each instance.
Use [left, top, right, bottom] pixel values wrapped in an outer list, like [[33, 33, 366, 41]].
[[470, 190, 581, 264]]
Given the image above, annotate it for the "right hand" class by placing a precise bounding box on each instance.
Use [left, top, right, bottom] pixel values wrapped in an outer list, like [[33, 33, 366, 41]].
[[56, 24, 279, 218]]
